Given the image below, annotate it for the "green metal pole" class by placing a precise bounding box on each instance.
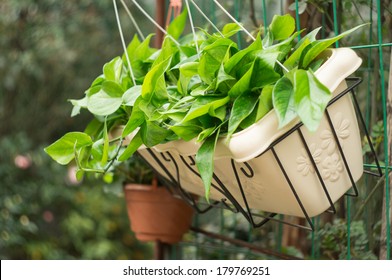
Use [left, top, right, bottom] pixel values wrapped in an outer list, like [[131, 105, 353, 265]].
[[262, 0, 268, 33], [376, 0, 391, 260], [332, 0, 351, 260], [364, 0, 374, 253], [295, 0, 301, 40]]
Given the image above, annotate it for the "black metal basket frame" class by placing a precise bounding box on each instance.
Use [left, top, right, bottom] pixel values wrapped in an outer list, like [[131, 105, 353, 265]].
[[136, 77, 383, 231]]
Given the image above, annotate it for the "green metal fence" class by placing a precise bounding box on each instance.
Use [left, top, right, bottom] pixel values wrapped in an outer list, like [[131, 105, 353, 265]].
[[160, 0, 391, 260]]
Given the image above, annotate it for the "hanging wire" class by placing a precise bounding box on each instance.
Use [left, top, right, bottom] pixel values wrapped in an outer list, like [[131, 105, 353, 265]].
[[213, 0, 255, 40], [113, 0, 136, 86], [120, 0, 145, 40], [131, 0, 181, 47], [213, 0, 289, 73], [189, 0, 223, 36], [184, 0, 200, 58]]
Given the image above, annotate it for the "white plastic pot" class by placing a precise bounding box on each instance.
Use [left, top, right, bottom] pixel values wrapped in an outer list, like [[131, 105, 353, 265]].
[[137, 48, 364, 218]]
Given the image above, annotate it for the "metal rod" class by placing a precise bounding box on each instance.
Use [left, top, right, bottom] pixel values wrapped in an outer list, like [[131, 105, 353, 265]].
[[325, 109, 359, 197], [271, 147, 314, 231], [213, 0, 255, 40], [120, 0, 145, 40], [189, 0, 223, 35], [190, 227, 303, 260], [349, 86, 383, 177], [180, 155, 239, 211], [131, 0, 181, 46], [184, 0, 200, 58], [297, 128, 337, 213]]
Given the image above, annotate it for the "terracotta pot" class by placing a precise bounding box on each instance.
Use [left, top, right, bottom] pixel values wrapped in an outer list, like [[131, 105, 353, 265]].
[[124, 183, 193, 244]]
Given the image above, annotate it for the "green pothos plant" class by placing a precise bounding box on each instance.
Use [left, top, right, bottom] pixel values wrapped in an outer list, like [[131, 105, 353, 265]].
[[45, 12, 365, 200]]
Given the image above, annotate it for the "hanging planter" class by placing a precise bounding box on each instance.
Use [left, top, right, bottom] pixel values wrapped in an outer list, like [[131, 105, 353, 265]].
[[143, 48, 364, 218], [124, 180, 193, 244]]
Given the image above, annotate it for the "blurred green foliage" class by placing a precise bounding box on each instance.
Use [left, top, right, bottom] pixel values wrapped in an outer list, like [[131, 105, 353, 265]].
[[0, 0, 149, 144], [0, 134, 153, 259], [314, 219, 377, 260], [0, 0, 154, 259]]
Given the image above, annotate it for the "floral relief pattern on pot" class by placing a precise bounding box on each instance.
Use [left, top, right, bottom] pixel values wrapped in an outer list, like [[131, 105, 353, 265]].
[[296, 112, 351, 183], [321, 153, 344, 182], [296, 143, 322, 176], [321, 112, 351, 155]]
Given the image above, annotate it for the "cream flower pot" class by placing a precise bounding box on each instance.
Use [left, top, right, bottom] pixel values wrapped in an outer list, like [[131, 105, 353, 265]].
[[136, 48, 363, 218]]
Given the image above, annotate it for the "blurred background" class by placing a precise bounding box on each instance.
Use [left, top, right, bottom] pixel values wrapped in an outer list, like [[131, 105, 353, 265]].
[[1, 0, 391, 259]]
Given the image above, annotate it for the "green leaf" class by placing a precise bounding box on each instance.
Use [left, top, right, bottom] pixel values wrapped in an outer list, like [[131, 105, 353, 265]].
[[118, 130, 143, 161], [265, 30, 303, 62], [222, 23, 242, 37], [140, 121, 171, 147], [122, 85, 142, 106], [262, 29, 274, 48], [198, 38, 236, 84], [44, 132, 93, 165], [85, 85, 102, 97], [228, 60, 254, 98], [216, 63, 236, 92], [273, 76, 297, 128], [69, 96, 88, 117], [225, 34, 262, 74], [122, 99, 145, 137], [160, 95, 194, 115], [294, 27, 321, 49], [103, 57, 123, 82], [197, 126, 216, 142], [209, 104, 227, 122], [179, 61, 199, 77], [284, 38, 311, 69], [134, 34, 155, 61], [256, 85, 274, 121], [84, 118, 104, 140], [196, 129, 220, 201], [101, 80, 124, 97], [250, 54, 281, 89], [125, 34, 141, 61], [293, 69, 331, 131], [178, 61, 199, 94], [91, 139, 104, 161], [142, 56, 172, 101], [75, 169, 84, 181], [269, 14, 296, 41], [228, 55, 279, 98], [301, 23, 367, 68], [87, 89, 122, 116], [152, 37, 177, 67], [167, 8, 188, 40], [171, 124, 202, 141], [227, 92, 259, 140], [181, 96, 230, 123]]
